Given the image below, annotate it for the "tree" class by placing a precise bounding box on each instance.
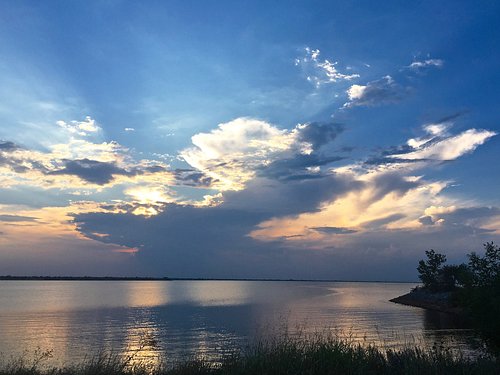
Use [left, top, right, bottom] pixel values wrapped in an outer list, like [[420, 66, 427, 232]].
[[460, 243, 500, 350], [440, 263, 471, 290], [468, 242, 500, 287], [417, 249, 447, 291]]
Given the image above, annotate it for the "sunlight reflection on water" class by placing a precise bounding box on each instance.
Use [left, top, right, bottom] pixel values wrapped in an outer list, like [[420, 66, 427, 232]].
[[0, 281, 484, 366]]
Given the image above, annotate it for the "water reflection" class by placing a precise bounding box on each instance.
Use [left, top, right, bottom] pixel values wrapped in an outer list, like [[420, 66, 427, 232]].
[[0, 281, 483, 366]]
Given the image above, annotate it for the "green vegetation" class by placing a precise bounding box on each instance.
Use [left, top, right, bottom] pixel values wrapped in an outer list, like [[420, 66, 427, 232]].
[[0, 334, 498, 375], [416, 242, 500, 349]]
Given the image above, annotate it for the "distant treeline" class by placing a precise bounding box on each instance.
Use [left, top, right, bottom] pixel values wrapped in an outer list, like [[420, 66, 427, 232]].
[[0, 276, 415, 282], [0, 276, 171, 281]]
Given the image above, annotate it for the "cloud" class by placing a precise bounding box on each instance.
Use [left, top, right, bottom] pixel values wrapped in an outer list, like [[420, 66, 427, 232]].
[[260, 154, 344, 181], [48, 158, 136, 185], [173, 169, 216, 187], [391, 128, 496, 161], [296, 122, 344, 150], [0, 118, 185, 212], [0, 138, 173, 191], [223, 175, 360, 217], [364, 118, 496, 166], [250, 117, 496, 247], [360, 213, 406, 229], [0, 214, 38, 222], [296, 47, 359, 87], [343, 57, 443, 109], [408, 59, 444, 70], [56, 116, 101, 137], [427, 206, 500, 230], [0, 141, 19, 151], [181, 118, 344, 191], [180, 118, 295, 190], [344, 76, 408, 107], [69, 114, 500, 279], [1, 117, 349, 215], [311, 226, 357, 234]]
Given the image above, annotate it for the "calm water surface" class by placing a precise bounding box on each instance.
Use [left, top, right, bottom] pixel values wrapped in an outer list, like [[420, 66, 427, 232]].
[[0, 281, 480, 366]]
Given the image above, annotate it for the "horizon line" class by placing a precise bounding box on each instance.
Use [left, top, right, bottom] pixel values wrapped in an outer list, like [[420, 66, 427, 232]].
[[0, 275, 419, 283]]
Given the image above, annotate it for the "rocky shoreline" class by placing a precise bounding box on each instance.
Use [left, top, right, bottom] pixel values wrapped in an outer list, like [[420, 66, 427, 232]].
[[390, 288, 464, 316]]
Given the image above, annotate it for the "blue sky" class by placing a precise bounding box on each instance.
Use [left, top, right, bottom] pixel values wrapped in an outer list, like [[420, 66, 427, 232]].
[[0, 1, 499, 279]]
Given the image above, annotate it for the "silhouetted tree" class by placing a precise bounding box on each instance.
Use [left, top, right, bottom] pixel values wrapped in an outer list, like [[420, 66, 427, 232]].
[[468, 242, 500, 287], [417, 249, 447, 291], [440, 264, 471, 290], [415, 243, 500, 352]]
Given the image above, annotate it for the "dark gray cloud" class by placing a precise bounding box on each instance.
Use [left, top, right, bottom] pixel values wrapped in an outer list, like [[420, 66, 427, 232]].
[[418, 215, 434, 226], [416, 207, 500, 228], [73, 201, 500, 280], [368, 173, 421, 204], [441, 207, 500, 222], [346, 76, 409, 107], [49, 159, 132, 185], [223, 175, 361, 216], [0, 141, 19, 151], [0, 154, 31, 173], [258, 122, 345, 181], [260, 154, 344, 180], [0, 140, 169, 187], [0, 214, 38, 222], [173, 169, 216, 187], [297, 122, 344, 150], [361, 214, 406, 229], [311, 226, 357, 234], [73, 170, 362, 276], [365, 144, 415, 165], [48, 159, 167, 185], [0, 141, 31, 172], [74, 204, 276, 276], [433, 207, 500, 232]]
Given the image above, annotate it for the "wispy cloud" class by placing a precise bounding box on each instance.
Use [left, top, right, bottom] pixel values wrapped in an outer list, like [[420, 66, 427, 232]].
[[391, 128, 496, 161], [408, 58, 444, 70], [295, 47, 359, 87]]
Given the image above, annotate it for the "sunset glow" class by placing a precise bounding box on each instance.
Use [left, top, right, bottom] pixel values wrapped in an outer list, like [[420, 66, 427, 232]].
[[0, 1, 499, 280]]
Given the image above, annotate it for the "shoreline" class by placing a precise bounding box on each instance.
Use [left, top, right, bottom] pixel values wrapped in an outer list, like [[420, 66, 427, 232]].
[[390, 289, 464, 316], [0, 275, 418, 283]]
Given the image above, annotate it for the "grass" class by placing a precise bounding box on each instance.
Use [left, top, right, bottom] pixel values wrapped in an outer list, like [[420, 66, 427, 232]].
[[0, 333, 498, 375]]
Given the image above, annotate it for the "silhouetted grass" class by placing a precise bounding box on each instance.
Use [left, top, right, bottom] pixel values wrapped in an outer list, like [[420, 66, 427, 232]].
[[1, 333, 498, 375]]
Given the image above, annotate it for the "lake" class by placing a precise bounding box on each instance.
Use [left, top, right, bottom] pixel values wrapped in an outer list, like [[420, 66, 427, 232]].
[[0, 280, 481, 366]]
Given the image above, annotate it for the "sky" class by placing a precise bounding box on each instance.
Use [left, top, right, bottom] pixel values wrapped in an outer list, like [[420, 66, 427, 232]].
[[0, 1, 499, 280]]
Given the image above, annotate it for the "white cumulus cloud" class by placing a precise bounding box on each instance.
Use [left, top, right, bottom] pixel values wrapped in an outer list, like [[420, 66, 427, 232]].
[[56, 116, 101, 137]]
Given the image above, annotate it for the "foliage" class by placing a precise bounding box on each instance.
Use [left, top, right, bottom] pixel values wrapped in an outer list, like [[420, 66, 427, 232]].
[[459, 243, 500, 349], [467, 242, 500, 287], [417, 249, 447, 291], [416, 242, 500, 351], [0, 334, 498, 375]]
